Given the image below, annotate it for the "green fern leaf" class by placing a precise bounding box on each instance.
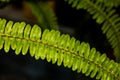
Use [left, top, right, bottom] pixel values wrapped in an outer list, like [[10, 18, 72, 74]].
[[22, 24, 31, 55], [0, 19, 6, 49], [65, 0, 120, 62], [0, 18, 120, 80]]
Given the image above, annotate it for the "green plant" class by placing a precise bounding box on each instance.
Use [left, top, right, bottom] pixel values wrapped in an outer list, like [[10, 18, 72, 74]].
[[0, 0, 120, 80]]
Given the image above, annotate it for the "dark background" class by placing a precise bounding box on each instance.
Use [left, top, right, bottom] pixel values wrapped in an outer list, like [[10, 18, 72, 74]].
[[0, 0, 120, 80]]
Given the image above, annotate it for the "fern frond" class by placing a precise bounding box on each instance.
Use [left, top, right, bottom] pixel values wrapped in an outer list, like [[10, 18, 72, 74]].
[[27, 1, 59, 30], [0, 18, 120, 80], [65, 0, 120, 62]]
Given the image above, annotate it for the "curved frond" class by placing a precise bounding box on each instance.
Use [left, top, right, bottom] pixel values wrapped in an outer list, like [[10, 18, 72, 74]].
[[0, 18, 120, 80], [27, 1, 59, 30], [65, 0, 120, 62]]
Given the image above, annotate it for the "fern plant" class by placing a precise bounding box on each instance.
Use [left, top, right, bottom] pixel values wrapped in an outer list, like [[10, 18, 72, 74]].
[[0, 0, 120, 80], [0, 18, 120, 80], [65, 0, 120, 62]]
